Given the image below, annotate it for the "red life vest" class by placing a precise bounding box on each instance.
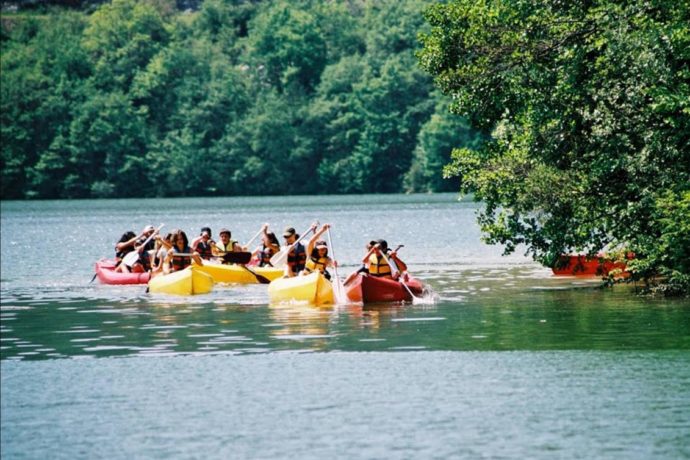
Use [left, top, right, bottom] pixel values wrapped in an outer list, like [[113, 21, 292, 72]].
[[170, 247, 191, 272]]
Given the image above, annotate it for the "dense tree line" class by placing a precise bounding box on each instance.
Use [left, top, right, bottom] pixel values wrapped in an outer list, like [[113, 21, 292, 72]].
[[419, 0, 690, 294], [1, 0, 480, 199]]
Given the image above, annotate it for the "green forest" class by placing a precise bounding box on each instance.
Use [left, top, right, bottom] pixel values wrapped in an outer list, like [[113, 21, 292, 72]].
[[1, 0, 481, 199]]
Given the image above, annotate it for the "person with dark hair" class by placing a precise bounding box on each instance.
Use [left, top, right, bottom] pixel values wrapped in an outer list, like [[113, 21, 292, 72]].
[[212, 228, 243, 263], [282, 223, 317, 277], [191, 227, 215, 260], [300, 223, 337, 280], [251, 224, 280, 267], [163, 230, 203, 274], [115, 225, 156, 273], [361, 239, 407, 280], [114, 230, 137, 265]]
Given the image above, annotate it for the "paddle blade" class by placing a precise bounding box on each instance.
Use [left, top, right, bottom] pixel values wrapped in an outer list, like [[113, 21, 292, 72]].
[[269, 249, 289, 268], [122, 251, 139, 267], [332, 278, 348, 304], [221, 251, 252, 264]]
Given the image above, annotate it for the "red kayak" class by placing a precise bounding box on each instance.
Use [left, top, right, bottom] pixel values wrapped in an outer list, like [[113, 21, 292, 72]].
[[552, 254, 630, 277], [94, 259, 151, 285], [345, 274, 424, 303]]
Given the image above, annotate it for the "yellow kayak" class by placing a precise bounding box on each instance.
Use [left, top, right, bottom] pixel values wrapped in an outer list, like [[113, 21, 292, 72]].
[[196, 263, 283, 284], [268, 272, 334, 305], [148, 266, 214, 296]]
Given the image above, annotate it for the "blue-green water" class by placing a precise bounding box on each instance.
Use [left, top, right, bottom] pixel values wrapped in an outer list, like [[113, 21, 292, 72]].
[[1, 194, 689, 458]]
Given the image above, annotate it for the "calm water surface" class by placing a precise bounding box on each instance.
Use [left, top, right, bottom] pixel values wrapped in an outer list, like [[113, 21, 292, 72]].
[[2, 194, 689, 458]]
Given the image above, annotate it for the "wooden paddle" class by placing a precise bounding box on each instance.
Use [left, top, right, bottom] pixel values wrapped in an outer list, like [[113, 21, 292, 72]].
[[122, 224, 164, 267], [269, 223, 318, 268]]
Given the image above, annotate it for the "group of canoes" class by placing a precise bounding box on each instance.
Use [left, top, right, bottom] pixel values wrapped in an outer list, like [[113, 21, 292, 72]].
[[94, 223, 425, 304]]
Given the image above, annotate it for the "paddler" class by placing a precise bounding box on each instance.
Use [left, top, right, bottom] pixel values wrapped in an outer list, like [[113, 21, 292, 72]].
[[114, 230, 137, 269], [362, 239, 407, 280], [250, 224, 280, 267], [163, 229, 203, 274], [300, 224, 337, 280], [211, 228, 244, 264], [282, 224, 316, 277], [116, 225, 157, 273], [191, 227, 215, 261]]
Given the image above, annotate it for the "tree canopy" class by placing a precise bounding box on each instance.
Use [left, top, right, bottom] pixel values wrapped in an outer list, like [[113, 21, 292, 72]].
[[418, 0, 690, 294], [1, 0, 481, 199]]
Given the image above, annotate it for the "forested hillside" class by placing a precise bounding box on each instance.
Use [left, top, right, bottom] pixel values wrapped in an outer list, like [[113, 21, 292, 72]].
[[1, 0, 481, 199]]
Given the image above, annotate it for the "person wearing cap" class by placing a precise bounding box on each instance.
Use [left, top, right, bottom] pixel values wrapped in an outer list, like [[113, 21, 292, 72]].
[[212, 228, 243, 263], [300, 224, 337, 280], [283, 223, 317, 277], [361, 239, 407, 280], [251, 223, 280, 267], [191, 227, 215, 261]]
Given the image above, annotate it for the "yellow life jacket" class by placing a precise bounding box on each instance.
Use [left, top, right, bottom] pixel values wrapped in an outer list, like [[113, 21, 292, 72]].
[[304, 256, 330, 274], [216, 240, 237, 253], [368, 253, 392, 277]]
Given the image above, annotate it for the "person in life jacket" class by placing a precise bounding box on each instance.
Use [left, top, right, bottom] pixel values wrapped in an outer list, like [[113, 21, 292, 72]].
[[251, 224, 280, 267], [283, 224, 316, 277], [192, 227, 215, 261], [300, 224, 337, 280], [162, 229, 203, 275], [211, 228, 243, 264], [362, 239, 407, 280]]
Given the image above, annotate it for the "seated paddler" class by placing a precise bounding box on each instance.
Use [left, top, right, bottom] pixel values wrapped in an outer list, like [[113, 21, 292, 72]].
[[251, 223, 280, 267], [362, 239, 407, 280], [192, 227, 215, 261], [163, 229, 203, 275], [211, 228, 244, 264]]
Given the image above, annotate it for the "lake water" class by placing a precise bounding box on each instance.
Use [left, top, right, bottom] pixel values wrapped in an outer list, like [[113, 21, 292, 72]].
[[1, 194, 689, 459]]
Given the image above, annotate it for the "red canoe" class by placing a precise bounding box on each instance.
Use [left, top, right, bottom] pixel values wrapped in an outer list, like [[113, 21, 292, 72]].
[[345, 274, 424, 303], [94, 259, 151, 285], [551, 254, 630, 277]]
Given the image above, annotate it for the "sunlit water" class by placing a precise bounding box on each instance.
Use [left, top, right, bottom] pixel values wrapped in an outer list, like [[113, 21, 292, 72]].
[[2, 194, 689, 458]]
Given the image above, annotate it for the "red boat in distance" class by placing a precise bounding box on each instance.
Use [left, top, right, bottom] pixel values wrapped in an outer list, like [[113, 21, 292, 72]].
[[551, 254, 630, 277], [94, 259, 151, 285], [345, 274, 424, 303]]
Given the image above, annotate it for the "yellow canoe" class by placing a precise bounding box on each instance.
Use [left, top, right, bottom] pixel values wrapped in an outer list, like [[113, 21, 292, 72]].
[[148, 266, 214, 296], [268, 272, 334, 305], [196, 263, 283, 284]]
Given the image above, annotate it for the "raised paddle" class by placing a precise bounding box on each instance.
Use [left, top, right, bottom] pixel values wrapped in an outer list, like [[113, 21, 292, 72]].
[[243, 227, 265, 251], [325, 226, 347, 304], [269, 223, 318, 268], [122, 224, 164, 267]]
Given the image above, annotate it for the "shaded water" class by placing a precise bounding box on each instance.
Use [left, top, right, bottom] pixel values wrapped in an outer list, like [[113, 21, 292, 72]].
[[1, 194, 689, 458]]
